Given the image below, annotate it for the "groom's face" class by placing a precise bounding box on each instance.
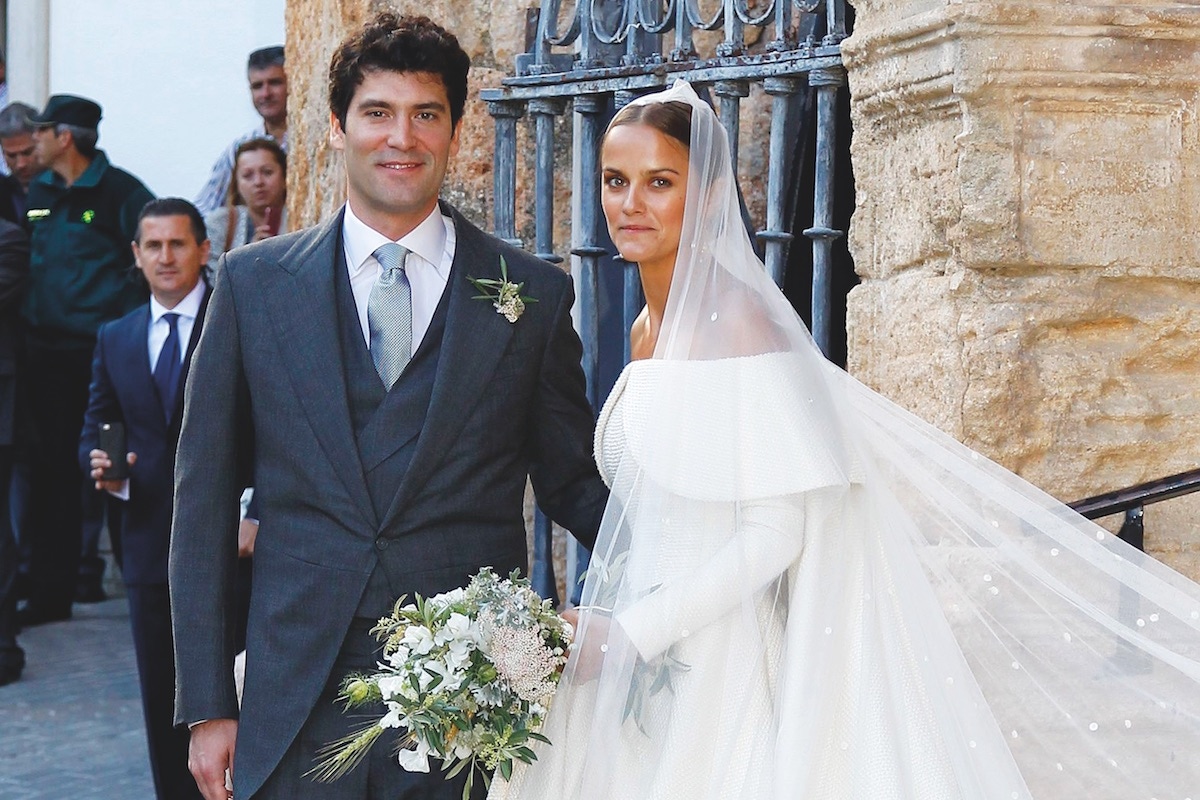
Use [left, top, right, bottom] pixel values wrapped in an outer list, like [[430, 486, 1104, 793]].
[[330, 68, 461, 240]]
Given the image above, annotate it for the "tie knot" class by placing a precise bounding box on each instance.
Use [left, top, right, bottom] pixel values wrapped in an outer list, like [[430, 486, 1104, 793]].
[[374, 243, 409, 273], [162, 312, 179, 331]]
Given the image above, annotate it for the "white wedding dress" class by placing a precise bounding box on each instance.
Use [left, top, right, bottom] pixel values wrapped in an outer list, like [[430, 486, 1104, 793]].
[[494, 354, 1025, 799], [490, 80, 1200, 799], [493, 355, 1200, 800]]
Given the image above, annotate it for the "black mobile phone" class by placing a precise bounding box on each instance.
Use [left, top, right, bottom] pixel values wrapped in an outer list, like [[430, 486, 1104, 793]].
[[98, 422, 129, 480]]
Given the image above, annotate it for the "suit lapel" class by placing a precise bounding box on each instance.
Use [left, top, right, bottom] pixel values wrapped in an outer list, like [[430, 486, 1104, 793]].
[[261, 212, 378, 530], [378, 208, 514, 531], [113, 306, 167, 436]]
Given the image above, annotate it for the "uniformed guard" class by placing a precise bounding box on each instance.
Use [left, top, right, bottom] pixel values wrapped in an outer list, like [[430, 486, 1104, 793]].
[[19, 94, 153, 626]]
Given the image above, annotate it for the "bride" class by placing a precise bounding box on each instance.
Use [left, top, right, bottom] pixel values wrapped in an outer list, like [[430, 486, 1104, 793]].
[[492, 81, 1200, 798]]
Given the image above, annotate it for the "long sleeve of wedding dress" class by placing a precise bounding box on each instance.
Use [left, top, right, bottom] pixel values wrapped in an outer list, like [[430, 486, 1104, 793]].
[[615, 497, 804, 661]]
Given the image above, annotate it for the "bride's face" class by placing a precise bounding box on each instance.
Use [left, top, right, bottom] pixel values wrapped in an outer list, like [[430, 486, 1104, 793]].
[[600, 123, 690, 276]]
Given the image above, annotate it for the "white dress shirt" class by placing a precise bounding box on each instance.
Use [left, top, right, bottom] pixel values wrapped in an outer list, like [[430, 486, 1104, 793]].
[[341, 203, 456, 353], [148, 280, 208, 370]]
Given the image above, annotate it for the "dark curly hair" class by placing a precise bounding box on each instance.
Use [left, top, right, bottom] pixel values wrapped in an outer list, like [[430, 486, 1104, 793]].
[[328, 13, 470, 129]]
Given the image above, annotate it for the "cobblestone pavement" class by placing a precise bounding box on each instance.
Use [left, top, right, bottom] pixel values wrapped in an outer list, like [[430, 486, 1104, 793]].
[[0, 599, 155, 799]]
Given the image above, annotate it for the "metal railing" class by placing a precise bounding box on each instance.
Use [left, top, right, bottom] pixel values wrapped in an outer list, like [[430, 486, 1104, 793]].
[[1068, 468, 1200, 552], [484, 0, 850, 602]]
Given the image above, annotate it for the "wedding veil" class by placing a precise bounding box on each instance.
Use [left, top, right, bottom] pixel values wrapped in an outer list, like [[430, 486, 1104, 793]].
[[505, 81, 1200, 800]]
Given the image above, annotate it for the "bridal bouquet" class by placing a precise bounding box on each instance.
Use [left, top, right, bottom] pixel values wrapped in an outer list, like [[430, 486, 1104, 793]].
[[311, 568, 572, 798]]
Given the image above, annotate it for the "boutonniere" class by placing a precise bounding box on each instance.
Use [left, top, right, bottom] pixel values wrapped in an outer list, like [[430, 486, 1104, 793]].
[[467, 255, 538, 323]]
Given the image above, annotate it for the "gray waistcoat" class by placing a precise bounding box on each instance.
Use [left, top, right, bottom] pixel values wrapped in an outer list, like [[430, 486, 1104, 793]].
[[334, 247, 450, 618]]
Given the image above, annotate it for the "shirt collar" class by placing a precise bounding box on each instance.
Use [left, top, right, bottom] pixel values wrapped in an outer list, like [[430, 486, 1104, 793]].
[[250, 123, 287, 149], [72, 150, 110, 189], [149, 279, 207, 324], [342, 203, 449, 278]]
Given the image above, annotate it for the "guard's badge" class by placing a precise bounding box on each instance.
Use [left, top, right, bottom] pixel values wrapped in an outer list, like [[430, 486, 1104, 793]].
[[26, 208, 49, 222]]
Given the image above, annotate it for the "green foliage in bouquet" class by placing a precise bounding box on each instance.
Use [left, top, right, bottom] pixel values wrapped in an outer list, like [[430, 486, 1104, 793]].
[[309, 569, 572, 800]]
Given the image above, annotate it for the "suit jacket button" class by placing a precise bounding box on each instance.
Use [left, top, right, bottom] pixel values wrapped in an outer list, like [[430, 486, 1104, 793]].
[[375, 538, 388, 550]]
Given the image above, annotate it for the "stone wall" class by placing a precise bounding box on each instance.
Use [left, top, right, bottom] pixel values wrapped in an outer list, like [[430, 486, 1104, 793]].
[[844, 1, 1200, 577]]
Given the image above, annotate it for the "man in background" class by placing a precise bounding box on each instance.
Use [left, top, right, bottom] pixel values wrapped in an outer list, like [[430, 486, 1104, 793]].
[[194, 46, 288, 214], [19, 94, 152, 626], [0, 102, 39, 225], [0, 101, 39, 612], [82, 198, 209, 799]]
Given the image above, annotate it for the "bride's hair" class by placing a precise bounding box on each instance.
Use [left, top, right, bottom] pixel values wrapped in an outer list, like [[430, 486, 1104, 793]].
[[604, 100, 693, 148]]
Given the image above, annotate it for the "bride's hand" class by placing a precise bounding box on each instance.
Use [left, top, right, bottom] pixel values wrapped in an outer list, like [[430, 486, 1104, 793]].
[[561, 607, 633, 683]]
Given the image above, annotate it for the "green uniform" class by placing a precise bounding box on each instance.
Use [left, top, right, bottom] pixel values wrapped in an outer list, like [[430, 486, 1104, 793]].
[[22, 150, 152, 347]]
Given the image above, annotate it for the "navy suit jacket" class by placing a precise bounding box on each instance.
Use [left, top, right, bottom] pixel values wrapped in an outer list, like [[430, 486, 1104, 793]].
[[80, 286, 209, 585], [170, 205, 607, 797]]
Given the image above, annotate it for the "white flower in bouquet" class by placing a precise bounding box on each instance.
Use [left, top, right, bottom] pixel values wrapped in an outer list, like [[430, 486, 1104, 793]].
[[310, 568, 572, 798], [401, 624, 437, 656]]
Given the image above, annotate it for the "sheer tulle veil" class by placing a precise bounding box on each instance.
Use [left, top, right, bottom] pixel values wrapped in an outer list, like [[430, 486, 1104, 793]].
[[496, 81, 1200, 799]]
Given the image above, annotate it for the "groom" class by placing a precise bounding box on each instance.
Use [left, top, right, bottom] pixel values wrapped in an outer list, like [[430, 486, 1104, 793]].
[[170, 14, 606, 800]]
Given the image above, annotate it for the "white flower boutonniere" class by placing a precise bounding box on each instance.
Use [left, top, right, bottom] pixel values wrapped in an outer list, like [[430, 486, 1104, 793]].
[[468, 256, 538, 323]]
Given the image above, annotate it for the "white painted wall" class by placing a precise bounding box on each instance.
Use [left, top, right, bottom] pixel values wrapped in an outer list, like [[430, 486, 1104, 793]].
[[13, 0, 286, 198]]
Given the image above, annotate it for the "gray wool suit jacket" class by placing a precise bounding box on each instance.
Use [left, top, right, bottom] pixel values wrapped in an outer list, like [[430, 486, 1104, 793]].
[[169, 203, 606, 797]]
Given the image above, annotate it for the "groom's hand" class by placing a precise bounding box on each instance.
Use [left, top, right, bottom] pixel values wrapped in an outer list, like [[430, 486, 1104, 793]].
[[189, 718, 238, 799]]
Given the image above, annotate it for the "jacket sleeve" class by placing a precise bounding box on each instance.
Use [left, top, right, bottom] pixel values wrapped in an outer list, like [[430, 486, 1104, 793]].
[[170, 254, 250, 725], [203, 208, 228, 277], [79, 325, 123, 474], [527, 276, 608, 551], [0, 220, 29, 312]]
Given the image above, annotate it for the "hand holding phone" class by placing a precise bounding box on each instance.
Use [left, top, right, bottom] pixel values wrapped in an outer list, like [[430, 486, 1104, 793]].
[[98, 422, 129, 480]]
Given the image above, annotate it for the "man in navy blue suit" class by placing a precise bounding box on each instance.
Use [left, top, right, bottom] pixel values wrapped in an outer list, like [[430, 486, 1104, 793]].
[[80, 198, 211, 800]]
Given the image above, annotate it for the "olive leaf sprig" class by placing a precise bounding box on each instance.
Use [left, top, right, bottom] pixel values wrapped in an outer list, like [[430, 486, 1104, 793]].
[[468, 256, 538, 323]]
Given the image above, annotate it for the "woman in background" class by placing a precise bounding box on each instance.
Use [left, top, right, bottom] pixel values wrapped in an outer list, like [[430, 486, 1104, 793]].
[[203, 137, 286, 279]]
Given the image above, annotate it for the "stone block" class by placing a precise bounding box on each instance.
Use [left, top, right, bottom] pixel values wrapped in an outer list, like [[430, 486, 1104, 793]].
[[845, 0, 1200, 579]]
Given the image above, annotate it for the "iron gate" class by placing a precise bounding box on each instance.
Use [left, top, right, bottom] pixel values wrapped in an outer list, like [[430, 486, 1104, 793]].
[[481, 0, 852, 601]]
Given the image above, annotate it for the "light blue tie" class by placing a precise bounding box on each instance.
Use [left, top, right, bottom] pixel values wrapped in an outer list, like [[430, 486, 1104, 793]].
[[368, 243, 412, 390]]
